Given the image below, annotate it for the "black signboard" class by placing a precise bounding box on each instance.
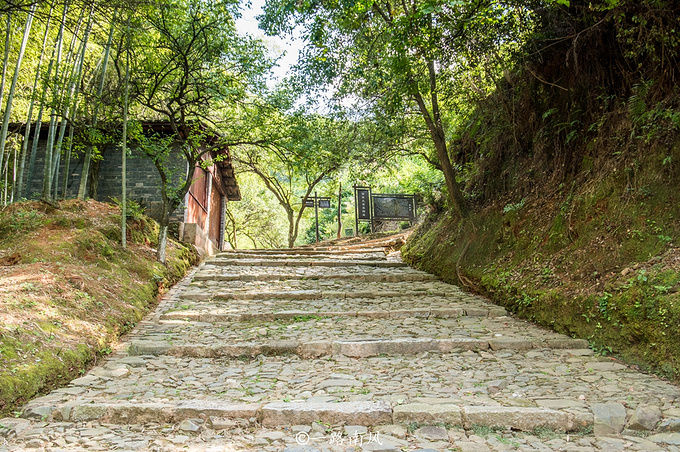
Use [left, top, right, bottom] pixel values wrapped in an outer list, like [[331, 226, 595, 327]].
[[356, 188, 371, 220], [318, 198, 331, 209], [372, 194, 416, 221], [304, 198, 314, 208]]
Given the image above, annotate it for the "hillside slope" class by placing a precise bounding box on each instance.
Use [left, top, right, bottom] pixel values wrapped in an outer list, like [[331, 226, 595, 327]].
[[0, 200, 197, 417], [404, 0, 680, 380]]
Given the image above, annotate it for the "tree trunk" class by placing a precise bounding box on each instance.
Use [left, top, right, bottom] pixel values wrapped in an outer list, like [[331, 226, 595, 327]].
[[157, 197, 171, 264], [225, 205, 237, 249], [157, 221, 169, 264], [432, 127, 468, 216], [10, 140, 16, 203], [286, 208, 295, 248], [0, 13, 12, 129], [27, 9, 63, 199], [88, 159, 100, 199], [61, 124, 74, 197], [411, 58, 469, 217], [52, 5, 91, 198], [0, 14, 11, 189]]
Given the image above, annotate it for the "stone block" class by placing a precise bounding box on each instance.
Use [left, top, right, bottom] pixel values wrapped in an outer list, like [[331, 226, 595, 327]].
[[414, 426, 449, 441], [592, 402, 627, 436], [462, 406, 572, 432], [488, 338, 535, 351], [69, 404, 109, 422], [659, 418, 680, 432], [627, 405, 662, 431], [430, 308, 463, 318], [127, 341, 171, 356], [647, 433, 680, 445], [261, 401, 392, 427], [298, 341, 332, 358], [437, 338, 489, 352], [544, 338, 590, 349], [392, 403, 462, 426]]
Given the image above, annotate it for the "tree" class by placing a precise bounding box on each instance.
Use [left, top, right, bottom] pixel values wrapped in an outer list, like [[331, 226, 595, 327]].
[[224, 172, 288, 249], [260, 0, 527, 217], [127, 0, 272, 263], [235, 112, 363, 247]]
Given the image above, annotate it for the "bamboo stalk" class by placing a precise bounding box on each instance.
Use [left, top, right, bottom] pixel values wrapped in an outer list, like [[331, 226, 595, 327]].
[[16, 0, 55, 200], [79, 11, 116, 200], [0, 4, 36, 205], [42, 1, 69, 201]]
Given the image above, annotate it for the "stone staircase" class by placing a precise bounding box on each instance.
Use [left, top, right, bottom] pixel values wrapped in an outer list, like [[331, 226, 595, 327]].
[[2, 240, 680, 451]]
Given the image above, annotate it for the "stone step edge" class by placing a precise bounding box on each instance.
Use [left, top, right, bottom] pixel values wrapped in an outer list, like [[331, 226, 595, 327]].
[[21, 401, 591, 433], [208, 260, 408, 268], [180, 290, 461, 301], [216, 254, 387, 261], [127, 337, 590, 358], [159, 307, 508, 322], [192, 273, 439, 282], [218, 248, 386, 255]]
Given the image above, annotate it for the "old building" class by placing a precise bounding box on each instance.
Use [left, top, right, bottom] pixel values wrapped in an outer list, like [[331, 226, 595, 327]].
[[14, 121, 240, 256]]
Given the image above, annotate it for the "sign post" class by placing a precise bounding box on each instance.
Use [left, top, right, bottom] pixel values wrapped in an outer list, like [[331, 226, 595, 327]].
[[314, 191, 320, 243], [337, 183, 342, 239], [302, 193, 333, 243]]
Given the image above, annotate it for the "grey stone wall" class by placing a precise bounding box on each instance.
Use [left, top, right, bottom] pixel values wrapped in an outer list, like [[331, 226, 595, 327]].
[[21, 141, 85, 200], [21, 140, 188, 222]]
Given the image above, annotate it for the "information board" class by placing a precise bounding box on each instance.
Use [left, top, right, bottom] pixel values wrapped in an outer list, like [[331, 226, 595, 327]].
[[372, 194, 416, 221], [356, 188, 371, 220]]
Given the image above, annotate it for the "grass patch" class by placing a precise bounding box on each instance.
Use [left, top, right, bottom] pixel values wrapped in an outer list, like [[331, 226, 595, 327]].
[[0, 199, 197, 417]]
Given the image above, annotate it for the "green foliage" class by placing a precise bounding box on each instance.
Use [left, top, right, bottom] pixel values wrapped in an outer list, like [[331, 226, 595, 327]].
[[0, 207, 44, 239], [224, 172, 288, 249], [109, 197, 145, 220], [503, 198, 526, 214], [628, 80, 680, 142]]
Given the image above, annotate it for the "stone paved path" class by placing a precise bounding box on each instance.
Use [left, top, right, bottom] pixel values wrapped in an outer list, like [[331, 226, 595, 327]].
[[2, 238, 680, 451]]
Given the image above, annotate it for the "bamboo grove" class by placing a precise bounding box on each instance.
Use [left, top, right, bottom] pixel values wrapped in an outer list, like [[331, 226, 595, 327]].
[[1, 1, 109, 205], [0, 0, 266, 207]]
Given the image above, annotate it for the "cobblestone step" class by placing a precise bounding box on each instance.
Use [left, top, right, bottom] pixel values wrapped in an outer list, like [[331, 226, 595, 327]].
[[160, 306, 508, 322], [181, 276, 461, 300], [196, 262, 425, 280], [186, 277, 452, 291], [219, 247, 386, 255], [126, 336, 592, 358], [4, 240, 680, 452], [18, 398, 591, 433], [181, 289, 461, 301], [24, 348, 639, 408], [209, 258, 409, 267], [130, 314, 579, 348], [193, 271, 439, 282], [218, 252, 387, 260]]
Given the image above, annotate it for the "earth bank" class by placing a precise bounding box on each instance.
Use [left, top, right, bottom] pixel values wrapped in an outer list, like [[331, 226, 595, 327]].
[[0, 199, 198, 417]]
